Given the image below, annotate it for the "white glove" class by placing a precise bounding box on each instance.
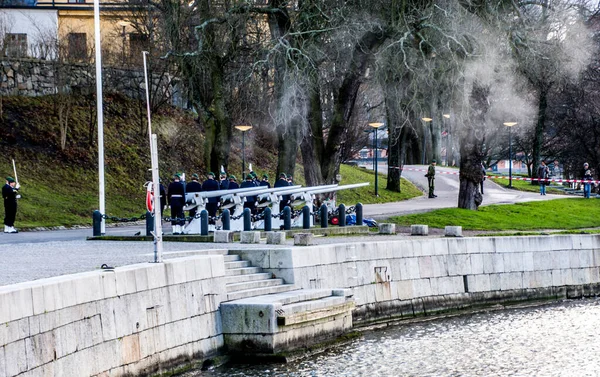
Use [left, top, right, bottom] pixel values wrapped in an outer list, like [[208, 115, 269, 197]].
[[15, 183, 20, 190], [16, 195, 21, 199]]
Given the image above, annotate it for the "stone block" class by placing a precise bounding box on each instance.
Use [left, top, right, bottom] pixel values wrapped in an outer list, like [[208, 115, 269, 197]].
[[5, 339, 26, 376], [444, 226, 462, 237], [240, 231, 261, 244], [411, 224, 428, 236], [214, 230, 234, 243], [379, 223, 396, 235], [294, 233, 314, 246], [266, 232, 286, 245]]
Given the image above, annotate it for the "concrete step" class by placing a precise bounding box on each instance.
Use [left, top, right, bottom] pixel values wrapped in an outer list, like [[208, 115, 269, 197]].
[[280, 295, 347, 316], [225, 272, 272, 285], [226, 267, 262, 276], [225, 260, 251, 269], [226, 284, 298, 301], [223, 255, 241, 262], [226, 278, 285, 293]]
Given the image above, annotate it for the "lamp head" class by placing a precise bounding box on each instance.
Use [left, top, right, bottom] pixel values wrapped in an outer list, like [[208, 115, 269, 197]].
[[368, 122, 384, 129], [503, 122, 518, 127], [422, 117, 433, 122], [235, 125, 253, 132]]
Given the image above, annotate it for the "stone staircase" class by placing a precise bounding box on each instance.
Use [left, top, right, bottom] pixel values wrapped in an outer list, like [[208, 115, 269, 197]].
[[221, 253, 355, 355], [224, 254, 298, 301]]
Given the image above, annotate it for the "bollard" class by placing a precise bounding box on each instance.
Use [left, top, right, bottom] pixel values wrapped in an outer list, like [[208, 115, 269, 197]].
[[200, 210, 209, 236], [243, 208, 252, 231], [320, 204, 328, 228], [338, 204, 346, 227], [355, 203, 363, 226], [222, 209, 230, 231], [302, 206, 311, 229], [92, 210, 103, 236], [145, 211, 154, 237], [283, 206, 291, 230], [264, 207, 272, 231]]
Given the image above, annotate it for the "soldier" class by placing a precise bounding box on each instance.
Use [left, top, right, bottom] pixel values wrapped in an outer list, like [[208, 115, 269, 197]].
[[228, 175, 239, 190], [219, 172, 229, 190], [425, 160, 437, 198], [201, 172, 220, 219], [159, 179, 167, 214], [186, 173, 202, 220], [168, 174, 185, 234], [274, 173, 291, 213], [3, 176, 19, 233], [260, 174, 271, 188], [240, 174, 257, 214]]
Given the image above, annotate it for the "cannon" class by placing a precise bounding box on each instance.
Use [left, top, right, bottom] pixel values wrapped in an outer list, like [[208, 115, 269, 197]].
[[182, 186, 265, 234]]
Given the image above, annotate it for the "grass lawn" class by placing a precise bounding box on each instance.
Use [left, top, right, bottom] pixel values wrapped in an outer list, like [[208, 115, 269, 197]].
[[336, 164, 422, 205], [388, 198, 600, 231], [489, 175, 565, 194]]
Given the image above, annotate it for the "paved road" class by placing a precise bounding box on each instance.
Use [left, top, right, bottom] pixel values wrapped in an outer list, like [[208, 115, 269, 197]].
[[363, 164, 566, 219]]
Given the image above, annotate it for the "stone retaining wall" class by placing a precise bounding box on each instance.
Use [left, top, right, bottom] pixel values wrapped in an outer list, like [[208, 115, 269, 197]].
[[0, 255, 226, 377]]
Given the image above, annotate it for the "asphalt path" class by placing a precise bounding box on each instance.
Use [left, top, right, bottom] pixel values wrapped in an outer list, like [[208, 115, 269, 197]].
[[362, 164, 567, 219]]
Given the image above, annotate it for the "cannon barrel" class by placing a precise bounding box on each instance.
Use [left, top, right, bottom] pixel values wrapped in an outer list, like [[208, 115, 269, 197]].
[[185, 185, 264, 202], [274, 184, 339, 197], [288, 182, 370, 200]]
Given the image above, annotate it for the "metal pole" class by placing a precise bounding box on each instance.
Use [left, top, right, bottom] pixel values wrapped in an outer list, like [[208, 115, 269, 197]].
[[143, 51, 163, 262], [509, 126, 513, 188], [374, 129, 379, 197], [93, 0, 105, 235], [241, 131, 246, 180], [421, 135, 426, 165]]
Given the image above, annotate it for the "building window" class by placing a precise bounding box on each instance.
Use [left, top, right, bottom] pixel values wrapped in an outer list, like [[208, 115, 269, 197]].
[[3, 33, 27, 58], [67, 0, 85, 3], [68, 33, 87, 61]]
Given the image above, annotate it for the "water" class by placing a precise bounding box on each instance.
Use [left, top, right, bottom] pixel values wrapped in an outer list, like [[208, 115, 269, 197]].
[[191, 298, 600, 376]]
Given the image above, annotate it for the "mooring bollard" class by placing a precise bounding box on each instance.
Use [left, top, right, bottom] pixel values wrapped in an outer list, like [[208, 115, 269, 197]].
[[302, 206, 311, 229], [92, 210, 102, 237], [283, 206, 291, 230], [264, 207, 272, 231], [320, 204, 328, 228], [200, 210, 209, 236], [243, 208, 252, 231], [356, 202, 363, 226], [338, 204, 346, 227], [222, 209, 230, 231], [145, 211, 154, 237]]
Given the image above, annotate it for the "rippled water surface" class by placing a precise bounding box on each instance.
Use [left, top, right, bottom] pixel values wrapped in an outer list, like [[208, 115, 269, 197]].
[[191, 299, 600, 377]]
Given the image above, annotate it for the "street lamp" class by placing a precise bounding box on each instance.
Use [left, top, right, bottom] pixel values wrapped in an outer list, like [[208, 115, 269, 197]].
[[368, 122, 384, 196], [93, 0, 105, 234], [421, 117, 432, 165], [504, 122, 518, 188], [118, 21, 129, 66], [235, 125, 253, 179]]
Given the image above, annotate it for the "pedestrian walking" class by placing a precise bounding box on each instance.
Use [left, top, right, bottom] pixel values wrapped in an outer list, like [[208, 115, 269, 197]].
[[186, 173, 202, 220], [201, 172, 220, 219], [537, 161, 550, 196], [3, 176, 19, 233], [583, 162, 593, 199], [168, 174, 185, 234], [425, 160, 437, 198]]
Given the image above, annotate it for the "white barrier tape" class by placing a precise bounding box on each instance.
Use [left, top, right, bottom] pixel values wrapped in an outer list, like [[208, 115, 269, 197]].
[[388, 166, 600, 185]]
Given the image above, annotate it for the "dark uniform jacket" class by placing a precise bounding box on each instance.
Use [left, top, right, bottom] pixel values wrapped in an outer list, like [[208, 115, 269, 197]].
[[220, 179, 229, 190], [202, 179, 220, 203], [186, 180, 202, 193], [240, 180, 257, 202], [228, 181, 239, 190], [167, 181, 185, 206], [274, 178, 291, 202], [260, 180, 271, 188], [2, 184, 17, 205]]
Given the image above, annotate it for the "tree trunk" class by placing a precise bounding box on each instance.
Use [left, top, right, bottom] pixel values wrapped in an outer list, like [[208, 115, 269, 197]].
[[301, 81, 325, 186], [531, 88, 548, 183], [385, 93, 401, 192], [430, 94, 441, 163]]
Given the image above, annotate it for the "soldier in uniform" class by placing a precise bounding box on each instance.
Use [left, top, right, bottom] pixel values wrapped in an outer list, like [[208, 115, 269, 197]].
[[260, 174, 271, 188], [159, 179, 167, 214], [425, 160, 437, 198], [228, 175, 239, 190], [3, 176, 19, 233], [240, 174, 258, 214], [274, 173, 291, 213], [201, 172, 220, 219], [219, 172, 229, 190], [168, 174, 185, 234], [186, 173, 203, 220]]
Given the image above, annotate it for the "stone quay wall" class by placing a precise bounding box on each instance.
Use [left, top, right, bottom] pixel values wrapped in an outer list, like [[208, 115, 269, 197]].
[[0, 58, 175, 99], [0, 255, 226, 377], [3, 234, 600, 376], [232, 234, 600, 325]]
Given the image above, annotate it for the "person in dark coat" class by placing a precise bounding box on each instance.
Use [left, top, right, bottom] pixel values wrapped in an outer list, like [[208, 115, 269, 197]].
[[274, 173, 291, 213], [537, 161, 550, 196], [219, 173, 229, 190], [260, 174, 271, 188], [228, 175, 239, 190], [186, 173, 203, 220], [201, 172, 220, 219], [159, 180, 167, 214], [240, 174, 258, 214], [168, 174, 185, 234], [3, 176, 19, 233]]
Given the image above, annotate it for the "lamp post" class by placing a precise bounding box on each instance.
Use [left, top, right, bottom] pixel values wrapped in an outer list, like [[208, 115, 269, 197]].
[[235, 125, 252, 179], [93, 0, 105, 234], [368, 122, 384, 196], [504, 122, 518, 188], [421, 117, 432, 165], [118, 21, 128, 66]]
